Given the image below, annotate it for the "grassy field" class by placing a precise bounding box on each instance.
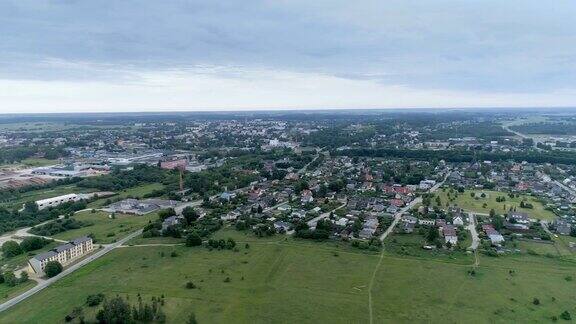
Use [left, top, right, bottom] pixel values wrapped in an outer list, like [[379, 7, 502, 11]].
[[1, 227, 576, 323], [434, 189, 556, 220], [52, 210, 158, 244], [0, 281, 36, 302]]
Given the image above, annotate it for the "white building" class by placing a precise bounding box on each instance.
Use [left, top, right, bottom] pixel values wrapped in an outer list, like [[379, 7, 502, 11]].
[[34, 194, 80, 210], [28, 236, 94, 276]]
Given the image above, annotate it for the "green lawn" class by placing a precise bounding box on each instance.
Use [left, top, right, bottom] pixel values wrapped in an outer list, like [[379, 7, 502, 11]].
[[1, 228, 575, 323], [20, 158, 58, 167], [434, 189, 556, 220], [52, 211, 158, 244]]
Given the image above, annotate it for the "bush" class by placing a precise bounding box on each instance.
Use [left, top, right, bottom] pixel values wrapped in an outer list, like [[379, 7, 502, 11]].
[[560, 311, 571, 320], [185, 233, 202, 247], [185, 281, 196, 289], [44, 261, 63, 278], [86, 293, 105, 307]]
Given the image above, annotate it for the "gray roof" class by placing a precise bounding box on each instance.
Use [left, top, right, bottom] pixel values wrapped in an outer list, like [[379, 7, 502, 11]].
[[32, 236, 92, 261], [33, 250, 57, 261], [54, 243, 75, 253], [71, 236, 92, 245]]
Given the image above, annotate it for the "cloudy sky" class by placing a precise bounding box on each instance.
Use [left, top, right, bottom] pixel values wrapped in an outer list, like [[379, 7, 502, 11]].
[[1, 0, 575, 113]]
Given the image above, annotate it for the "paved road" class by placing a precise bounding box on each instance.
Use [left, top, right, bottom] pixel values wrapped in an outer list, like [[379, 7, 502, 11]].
[[379, 178, 446, 242], [0, 229, 143, 313]]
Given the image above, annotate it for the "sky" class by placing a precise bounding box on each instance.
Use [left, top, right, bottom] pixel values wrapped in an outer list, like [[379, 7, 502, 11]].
[[1, 0, 575, 113]]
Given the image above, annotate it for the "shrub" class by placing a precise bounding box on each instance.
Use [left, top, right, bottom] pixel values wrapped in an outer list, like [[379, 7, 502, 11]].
[[86, 293, 105, 307]]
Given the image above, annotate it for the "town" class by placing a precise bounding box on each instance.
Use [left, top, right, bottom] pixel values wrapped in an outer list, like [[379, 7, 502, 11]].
[[0, 111, 575, 323]]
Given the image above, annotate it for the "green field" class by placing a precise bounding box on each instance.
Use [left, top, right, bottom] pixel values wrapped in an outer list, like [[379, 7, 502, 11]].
[[434, 189, 556, 220], [52, 210, 158, 244], [0, 281, 36, 302], [1, 228, 576, 323]]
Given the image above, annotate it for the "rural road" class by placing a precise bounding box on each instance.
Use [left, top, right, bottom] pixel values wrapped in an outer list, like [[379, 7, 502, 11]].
[[467, 214, 480, 250], [379, 177, 446, 242], [0, 229, 143, 313], [307, 204, 346, 228]]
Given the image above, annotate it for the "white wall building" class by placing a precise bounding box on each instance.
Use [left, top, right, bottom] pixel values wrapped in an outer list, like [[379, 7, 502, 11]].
[[35, 194, 80, 210]]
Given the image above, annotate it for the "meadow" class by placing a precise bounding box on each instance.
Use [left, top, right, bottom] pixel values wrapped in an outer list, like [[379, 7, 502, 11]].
[[1, 228, 575, 323], [434, 189, 556, 220], [52, 210, 158, 244]]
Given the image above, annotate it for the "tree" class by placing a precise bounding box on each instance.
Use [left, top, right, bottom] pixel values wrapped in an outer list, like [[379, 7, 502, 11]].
[[44, 261, 63, 278], [185, 233, 202, 247], [23, 201, 39, 214], [20, 236, 50, 252], [2, 241, 23, 258], [182, 207, 199, 224], [158, 208, 176, 221], [426, 226, 439, 242], [3, 272, 17, 287], [560, 311, 571, 321], [19, 271, 28, 283], [96, 296, 132, 323]]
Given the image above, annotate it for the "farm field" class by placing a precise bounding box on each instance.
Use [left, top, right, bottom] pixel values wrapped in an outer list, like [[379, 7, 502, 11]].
[[1, 230, 575, 323], [51, 210, 158, 244], [433, 189, 556, 221]]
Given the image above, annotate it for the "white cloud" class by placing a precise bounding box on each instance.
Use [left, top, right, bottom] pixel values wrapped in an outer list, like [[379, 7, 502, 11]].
[[1, 64, 575, 113]]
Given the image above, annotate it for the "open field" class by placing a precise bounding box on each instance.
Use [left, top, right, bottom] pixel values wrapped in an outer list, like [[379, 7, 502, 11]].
[[0, 281, 36, 303], [372, 253, 576, 323], [1, 228, 575, 323], [434, 189, 556, 220], [51, 211, 158, 244]]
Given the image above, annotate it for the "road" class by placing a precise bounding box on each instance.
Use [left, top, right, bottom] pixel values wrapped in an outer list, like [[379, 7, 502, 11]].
[[502, 123, 543, 151], [466, 214, 480, 250], [306, 204, 346, 228], [379, 178, 446, 242], [0, 211, 85, 248], [0, 229, 143, 313]]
